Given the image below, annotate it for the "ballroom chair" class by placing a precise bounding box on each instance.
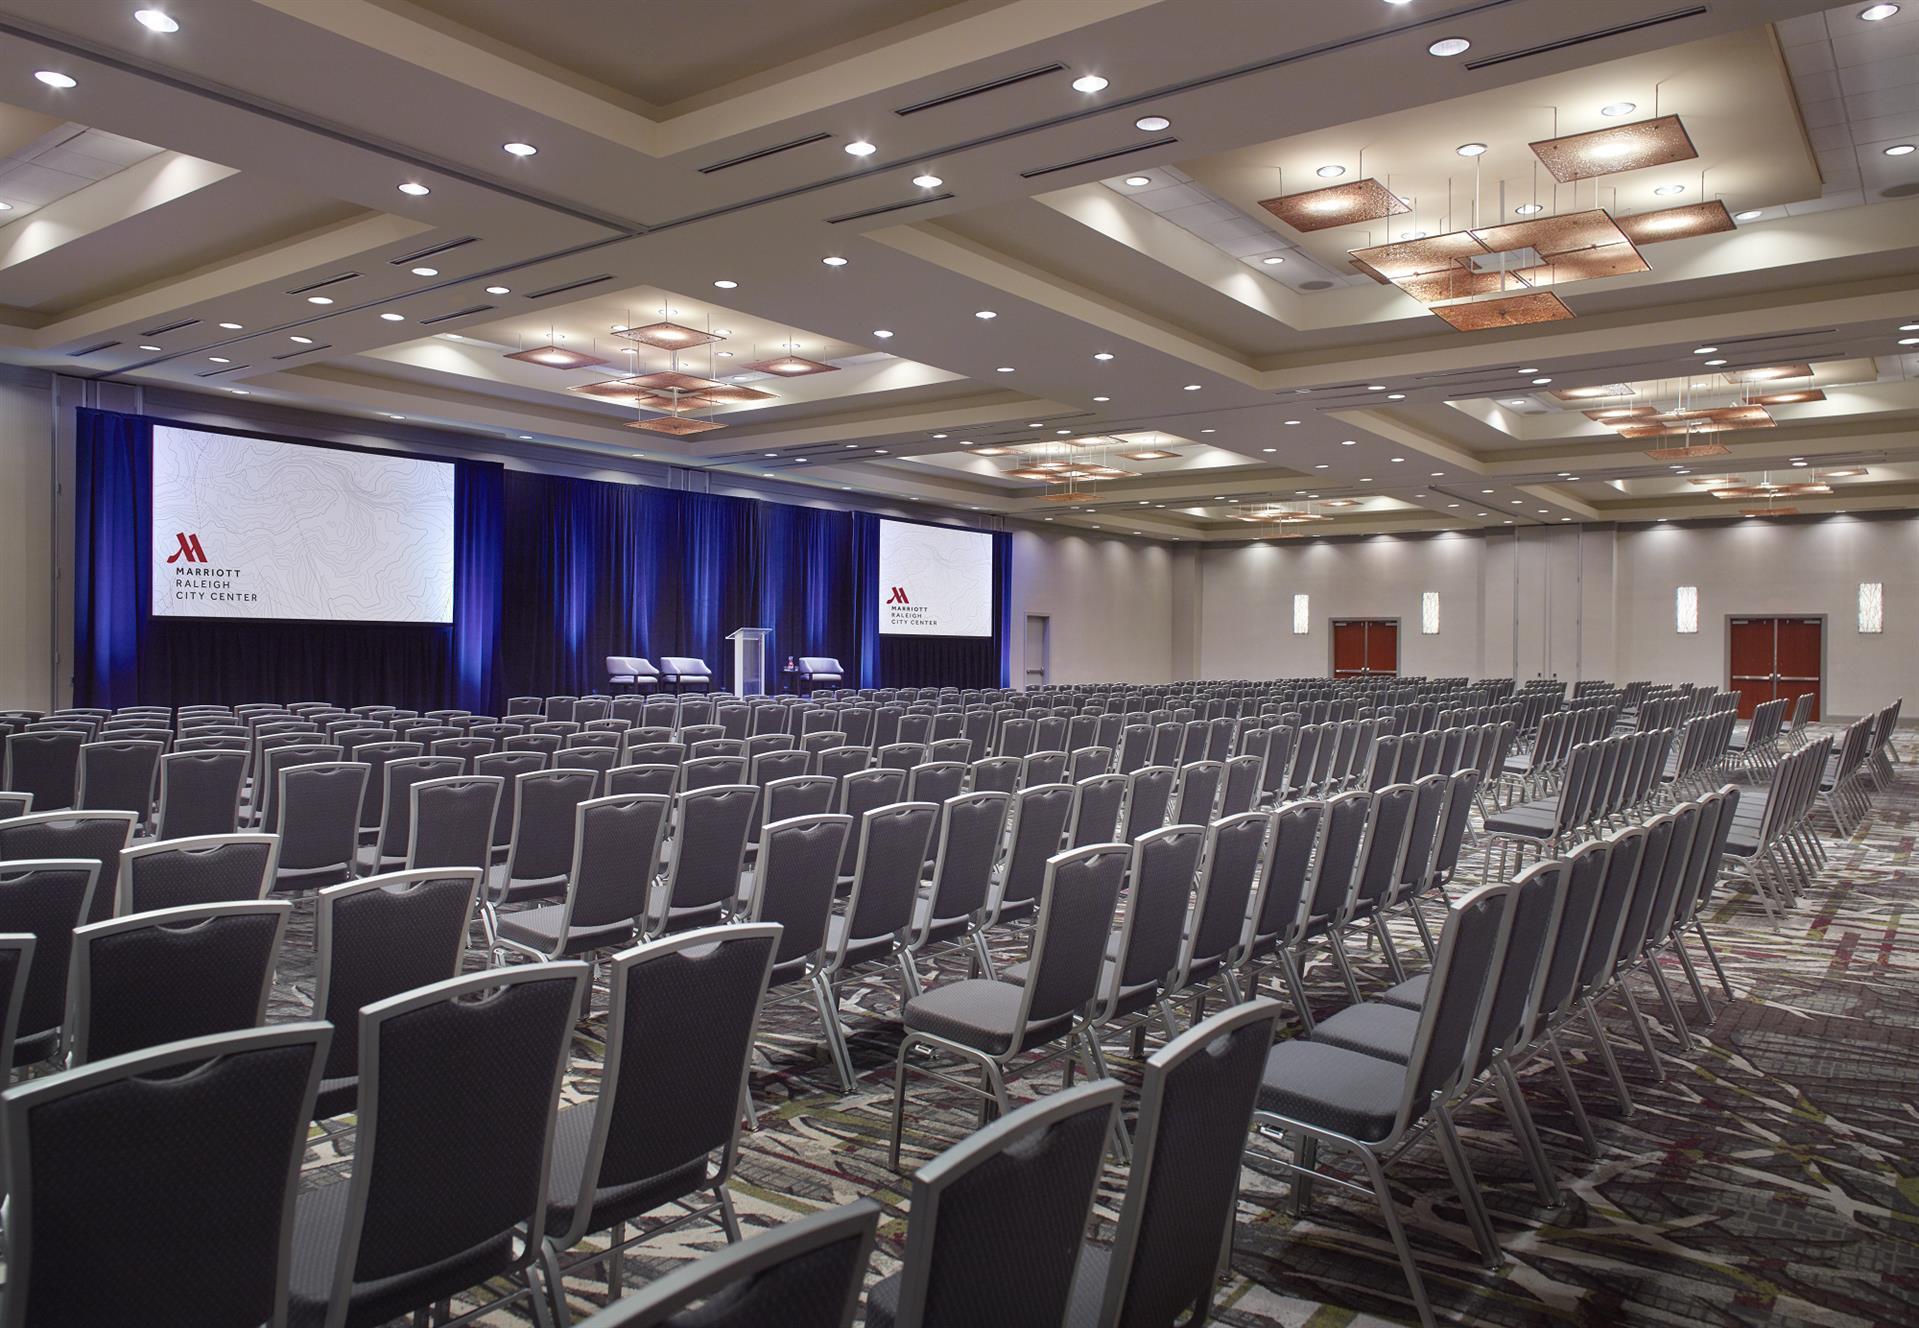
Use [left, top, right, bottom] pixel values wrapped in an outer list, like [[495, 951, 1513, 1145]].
[[0, 859, 98, 1072], [405, 774, 503, 872], [272, 762, 370, 894], [495, 793, 669, 974], [75, 739, 164, 824], [3, 729, 84, 811], [797, 656, 844, 693], [660, 656, 715, 694], [154, 748, 246, 839]]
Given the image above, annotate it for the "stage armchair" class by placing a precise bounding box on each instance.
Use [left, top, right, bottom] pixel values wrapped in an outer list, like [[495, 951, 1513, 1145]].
[[606, 656, 661, 693], [659, 656, 714, 693]]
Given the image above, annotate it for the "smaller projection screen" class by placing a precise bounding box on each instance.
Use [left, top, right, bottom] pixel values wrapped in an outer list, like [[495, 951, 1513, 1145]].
[[150, 424, 456, 623], [877, 518, 993, 637]]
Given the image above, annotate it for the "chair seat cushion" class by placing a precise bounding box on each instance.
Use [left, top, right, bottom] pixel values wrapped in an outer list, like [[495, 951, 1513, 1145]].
[[496, 904, 636, 957], [902, 978, 1069, 1056], [910, 895, 971, 946], [1257, 1039, 1405, 1143], [1310, 1001, 1418, 1064], [311, 1073, 359, 1122], [866, 1270, 902, 1328], [1376, 971, 1429, 1012], [826, 914, 897, 968], [1484, 802, 1557, 836]]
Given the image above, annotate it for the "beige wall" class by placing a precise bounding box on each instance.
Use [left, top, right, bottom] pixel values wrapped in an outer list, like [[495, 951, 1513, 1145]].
[[0, 370, 53, 711], [1008, 527, 1176, 686]]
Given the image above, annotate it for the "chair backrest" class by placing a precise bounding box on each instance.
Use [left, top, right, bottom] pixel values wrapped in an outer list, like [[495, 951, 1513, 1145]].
[[506, 768, 602, 887], [683, 754, 748, 790], [549, 928, 777, 1252], [0, 859, 96, 1061], [888, 1080, 1121, 1328], [406, 775, 503, 871], [66, 900, 291, 1065], [1182, 811, 1271, 977], [1528, 839, 1612, 1041], [3, 729, 83, 811], [314, 869, 481, 1084], [275, 761, 370, 883], [352, 741, 424, 831], [1171, 760, 1223, 825], [1473, 860, 1569, 1074], [920, 791, 1011, 933], [320, 964, 585, 1315], [1121, 765, 1175, 840], [76, 739, 163, 816], [1016, 843, 1130, 1030], [1096, 1001, 1284, 1328], [1576, 825, 1650, 995], [566, 1199, 880, 1328], [749, 815, 853, 975], [1395, 881, 1517, 1131], [117, 832, 278, 916], [1068, 772, 1127, 848], [653, 785, 758, 931], [477, 750, 549, 848], [1109, 825, 1205, 1003], [1251, 798, 1327, 947], [837, 802, 939, 950], [907, 760, 968, 808], [0, 932, 32, 1075], [0, 810, 137, 925], [258, 743, 344, 833], [998, 782, 1078, 911], [967, 755, 1020, 795], [0, 1023, 330, 1328], [560, 793, 671, 938], [1304, 791, 1371, 925], [155, 749, 245, 839], [835, 768, 905, 875]]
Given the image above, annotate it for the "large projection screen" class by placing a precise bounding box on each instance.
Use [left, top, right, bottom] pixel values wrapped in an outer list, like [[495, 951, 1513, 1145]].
[[151, 424, 455, 624], [877, 518, 993, 637]]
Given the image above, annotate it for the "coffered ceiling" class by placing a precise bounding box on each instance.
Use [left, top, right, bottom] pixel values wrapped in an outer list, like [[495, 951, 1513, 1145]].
[[0, 0, 1913, 541]]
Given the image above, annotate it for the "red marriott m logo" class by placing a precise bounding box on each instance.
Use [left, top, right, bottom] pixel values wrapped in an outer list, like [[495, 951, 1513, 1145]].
[[885, 586, 910, 606], [165, 532, 208, 565]]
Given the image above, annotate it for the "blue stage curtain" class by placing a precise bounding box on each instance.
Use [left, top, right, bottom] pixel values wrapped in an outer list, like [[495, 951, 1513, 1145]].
[[73, 408, 151, 710], [850, 513, 1008, 690], [73, 408, 504, 713]]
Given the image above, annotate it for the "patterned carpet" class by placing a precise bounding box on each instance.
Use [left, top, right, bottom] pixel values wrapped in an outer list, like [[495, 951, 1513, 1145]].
[[269, 731, 1919, 1327]]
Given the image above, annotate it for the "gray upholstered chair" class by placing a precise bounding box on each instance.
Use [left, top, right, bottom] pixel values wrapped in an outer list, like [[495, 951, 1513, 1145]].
[[659, 656, 714, 693], [0, 1023, 329, 1328], [0, 859, 98, 1070], [64, 899, 290, 1065], [155, 748, 246, 839], [496, 794, 669, 971], [0, 810, 136, 925], [116, 832, 278, 915]]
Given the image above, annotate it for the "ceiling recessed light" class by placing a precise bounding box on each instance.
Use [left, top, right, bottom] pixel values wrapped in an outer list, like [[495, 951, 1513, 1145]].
[[139, 345, 161, 351], [1734, 209, 1763, 221], [910, 173, 944, 189], [229, 388, 249, 396], [1704, 358, 1728, 365], [1072, 74, 1109, 92], [502, 141, 537, 157], [1902, 324, 1919, 331], [207, 356, 229, 363], [1694, 346, 1718, 354], [218, 321, 243, 330], [996, 366, 1014, 373], [1314, 463, 1329, 469], [379, 312, 405, 321], [872, 329, 894, 339], [398, 182, 430, 196], [1092, 351, 1116, 361], [1860, 3, 1901, 18], [1886, 144, 1917, 156], [1504, 399, 1527, 405], [289, 335, 314, 344], [1259, 256, 1288, 267], [1390, 456, 1404, 462], [1285, 419, 1300, 425], [411, 266, 438, 277], [1341, 439, 1357, 446], [134, 9, 179, 33], [822, 256, 847, 266], [1367, 384, 1386, 391], [1092, 395, 1110, 402], [1315, 164, 1346, 178], [1653, 184, 1686, 196], [1135, 115, 1170, 131], [1514, 202, 1544, 215], [1123, 175, 1153, 188], [1183, 383, 1201, 391], [712, 279, 737, 289], [1262, 446, 1277, 453], [1456, 142, 1488, 157], [33, 71, 76, 89], [1900, 337, 1919, 345], [1600, 101, 1637, 117], [1201, 427, 1216, 433], [1532, 377, 1552, 385], [1428, 36, 1471, 57], [975, 310, 996, 320], [845, 140, 878, 157]]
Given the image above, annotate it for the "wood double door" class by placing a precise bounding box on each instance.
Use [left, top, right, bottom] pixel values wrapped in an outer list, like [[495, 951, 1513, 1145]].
[[1728, 616, 1822, 720], [1331, 619, 1399, 678]]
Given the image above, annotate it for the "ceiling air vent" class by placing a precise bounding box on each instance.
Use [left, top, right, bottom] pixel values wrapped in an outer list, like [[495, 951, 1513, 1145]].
[[285, 271, 360, 296], [1463, 7, 1707, 70], [271, 344, 331, 360], [67, 339, 120, 357], [388, 236, 478, 266], [894, 64, 1066, 116], [522, 274, 614, 300], [1020, 137, 1178, 180], [699, 132, 833, 175], [827, 192, 956, 224], [139, 317, 200, 338], [418, 305, 494, 325]]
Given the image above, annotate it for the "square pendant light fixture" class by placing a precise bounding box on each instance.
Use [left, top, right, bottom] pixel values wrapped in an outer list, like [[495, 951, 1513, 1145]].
[[1258, 178, 1410, 232], [1642, 442, 1731, 459], [1530, 114, 1697, 183], [625, 370, 725, 392], [1583, 405, 1656, 420], [1725, 362, 1812, 383], [613, 321, 722, 350], [1748, 388, 1827, 405], [1433, 290, 1575, 331], [504, 344, 608, 370], [567, 378, 654, 403], [744, 354, 840, 376], [1119, 448, 1179, 461], [622, 416, 726, 435], [1613, 199, 1736, 245], [637, 392, 725, 413], [688, 383, 778, 403], [1514, 242, 1650, 286], [1551, 384, 1636, 401]]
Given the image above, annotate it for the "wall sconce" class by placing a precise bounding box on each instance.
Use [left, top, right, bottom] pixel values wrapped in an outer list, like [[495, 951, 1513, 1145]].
[[1676, 585, 1698, 634], [1420, 591, 1440, 634], [1293, 593, 1310, 634], [1859, 581, 1883, 634]]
